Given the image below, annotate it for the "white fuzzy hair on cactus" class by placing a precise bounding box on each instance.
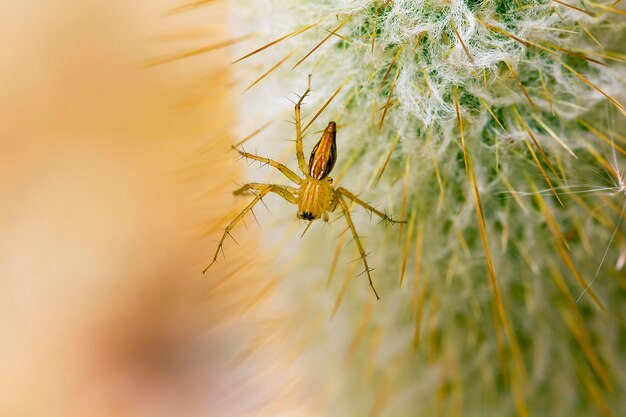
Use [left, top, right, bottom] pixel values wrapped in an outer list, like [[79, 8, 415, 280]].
[[224, 0, 626, 416]]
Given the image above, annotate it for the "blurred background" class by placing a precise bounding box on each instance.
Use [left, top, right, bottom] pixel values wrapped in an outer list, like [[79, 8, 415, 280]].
[[0, 2, 306, 416]]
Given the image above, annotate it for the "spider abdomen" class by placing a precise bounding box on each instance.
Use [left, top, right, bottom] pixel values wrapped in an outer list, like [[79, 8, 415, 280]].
[[297, 179, 334, 221], [308, 121, 337, 180]]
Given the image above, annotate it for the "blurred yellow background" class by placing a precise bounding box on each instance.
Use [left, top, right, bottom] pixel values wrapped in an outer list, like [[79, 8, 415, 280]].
[[0, 2, 303, 416]]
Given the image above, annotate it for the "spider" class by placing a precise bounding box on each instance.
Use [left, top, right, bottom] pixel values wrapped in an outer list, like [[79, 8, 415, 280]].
[[204, 77, 403, 299]]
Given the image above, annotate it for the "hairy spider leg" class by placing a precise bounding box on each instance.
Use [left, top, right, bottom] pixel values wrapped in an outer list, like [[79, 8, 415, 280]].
[[337, 197, 380, 299], [234, 182, 298, 203], [295, 76, 312, 176], [235, 148, 302, 184], [336, 187, 403, 224], [204, 184, 297, 272]]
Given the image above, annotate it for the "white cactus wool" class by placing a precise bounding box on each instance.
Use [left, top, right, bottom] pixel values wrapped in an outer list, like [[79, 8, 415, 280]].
[[225, 0, 626, 416]]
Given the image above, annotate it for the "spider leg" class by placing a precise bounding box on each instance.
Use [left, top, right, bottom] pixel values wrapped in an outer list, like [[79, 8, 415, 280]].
[[295, 75, 312, 176], [234, 182, 297, 203], [204, 184, 296, 272], [336, 187, 404, 224], [337, 196, 380, 300], [234, 147, 302, 185]]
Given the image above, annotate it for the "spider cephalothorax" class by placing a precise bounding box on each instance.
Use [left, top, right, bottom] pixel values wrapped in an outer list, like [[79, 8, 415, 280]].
[[205, 78, 402, 299]]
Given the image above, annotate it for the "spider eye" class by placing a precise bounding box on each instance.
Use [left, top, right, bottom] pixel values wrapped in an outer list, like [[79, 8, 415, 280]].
[[327, 177, 333, 185]]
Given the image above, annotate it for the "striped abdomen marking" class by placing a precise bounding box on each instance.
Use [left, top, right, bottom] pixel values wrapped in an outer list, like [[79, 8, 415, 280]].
[[308, 121, 337, 180]]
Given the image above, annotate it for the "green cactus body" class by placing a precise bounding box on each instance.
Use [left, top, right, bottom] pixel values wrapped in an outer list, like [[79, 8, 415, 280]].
[[228, 1, 626, 415]]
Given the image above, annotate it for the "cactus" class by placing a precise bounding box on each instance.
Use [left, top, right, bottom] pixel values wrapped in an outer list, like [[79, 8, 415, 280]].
[[221, 0, 626, 415]]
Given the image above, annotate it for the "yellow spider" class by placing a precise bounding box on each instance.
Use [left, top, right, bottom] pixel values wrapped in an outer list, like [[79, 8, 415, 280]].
[[205, 77, 402, 299]]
